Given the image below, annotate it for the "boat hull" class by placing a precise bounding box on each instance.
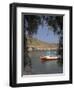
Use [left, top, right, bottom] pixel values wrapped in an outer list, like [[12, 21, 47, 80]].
[[40, 56, 59, 62]]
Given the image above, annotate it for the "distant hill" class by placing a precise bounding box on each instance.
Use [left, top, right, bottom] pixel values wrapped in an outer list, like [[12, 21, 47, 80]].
[[27, 37, 59, 48]]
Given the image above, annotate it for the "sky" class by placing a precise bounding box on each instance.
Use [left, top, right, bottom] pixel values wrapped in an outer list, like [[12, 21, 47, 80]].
[[24, 15, 60, 44], [33, 24, 59, 44]]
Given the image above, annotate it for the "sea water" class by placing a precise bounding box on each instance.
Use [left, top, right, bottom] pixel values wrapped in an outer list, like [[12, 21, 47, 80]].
[[26, 50, 63, 75]]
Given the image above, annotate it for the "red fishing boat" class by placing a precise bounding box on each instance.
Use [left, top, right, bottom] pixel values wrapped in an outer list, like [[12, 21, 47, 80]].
[[40, 56, 59, 62]]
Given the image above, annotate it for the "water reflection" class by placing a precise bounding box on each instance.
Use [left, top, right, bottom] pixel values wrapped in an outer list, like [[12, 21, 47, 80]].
[[27, 51, 63, 74]]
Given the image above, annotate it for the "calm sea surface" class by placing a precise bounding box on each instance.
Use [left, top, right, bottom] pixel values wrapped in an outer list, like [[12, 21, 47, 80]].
[[28, 50, 63, 74]]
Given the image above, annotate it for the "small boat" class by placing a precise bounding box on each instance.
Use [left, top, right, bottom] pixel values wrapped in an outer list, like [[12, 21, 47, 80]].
[[40, 56, 59, 62]]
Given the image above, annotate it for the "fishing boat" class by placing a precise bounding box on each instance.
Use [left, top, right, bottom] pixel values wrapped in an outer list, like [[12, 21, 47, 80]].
[[40, 50, 60, 62], [40, 56, 59, 62]]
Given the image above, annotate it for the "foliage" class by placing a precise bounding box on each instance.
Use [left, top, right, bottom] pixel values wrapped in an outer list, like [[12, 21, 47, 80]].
[[24, 15, 41, 36], [23, 15, 63, 69]]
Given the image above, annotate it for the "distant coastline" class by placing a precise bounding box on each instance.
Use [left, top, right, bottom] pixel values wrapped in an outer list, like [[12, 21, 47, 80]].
[[27, 37, 59, 51]]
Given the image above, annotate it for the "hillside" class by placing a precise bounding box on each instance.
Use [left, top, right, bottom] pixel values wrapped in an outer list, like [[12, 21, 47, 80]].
[[27, 37, 59, 48]]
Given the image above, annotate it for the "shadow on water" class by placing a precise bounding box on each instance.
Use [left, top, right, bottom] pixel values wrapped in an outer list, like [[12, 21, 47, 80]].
[[57, 59, 63, 66], [22, 53, 32, 75]]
